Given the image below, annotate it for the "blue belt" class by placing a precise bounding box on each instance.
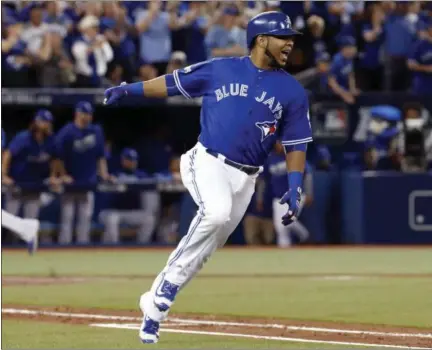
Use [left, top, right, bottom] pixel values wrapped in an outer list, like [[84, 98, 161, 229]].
[[205, 149, 261, 175]]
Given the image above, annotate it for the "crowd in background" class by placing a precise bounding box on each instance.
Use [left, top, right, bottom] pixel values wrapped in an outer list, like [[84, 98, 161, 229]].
[[2, 0, 432, 96]]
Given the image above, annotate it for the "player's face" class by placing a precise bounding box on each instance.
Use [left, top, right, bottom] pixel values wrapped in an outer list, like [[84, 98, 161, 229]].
[[342, 46, 357, 59], [34, 120, 52, 135], [76, 112, 93, 126], [122, 158, 137, 170], [267, 36, 295, 67]]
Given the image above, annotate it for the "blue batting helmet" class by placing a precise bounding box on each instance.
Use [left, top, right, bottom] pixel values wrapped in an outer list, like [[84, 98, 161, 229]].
[[247, 11, 301, 49]]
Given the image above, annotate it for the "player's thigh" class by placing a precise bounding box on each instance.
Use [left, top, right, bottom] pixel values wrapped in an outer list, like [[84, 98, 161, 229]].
[[77, 192, 95, 215], [180, 145, 233, 220], [261, 218, 275, 245]]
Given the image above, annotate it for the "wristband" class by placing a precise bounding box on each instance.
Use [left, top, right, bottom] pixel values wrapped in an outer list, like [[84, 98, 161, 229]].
[[124, 82, 144, 96], [287, 171, 303, 190]]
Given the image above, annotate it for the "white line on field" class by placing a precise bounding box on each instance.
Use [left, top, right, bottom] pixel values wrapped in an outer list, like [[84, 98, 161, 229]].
[[3, 308, 432, 340], [89, 323, 432, 350], [168, 317, 432, 339]]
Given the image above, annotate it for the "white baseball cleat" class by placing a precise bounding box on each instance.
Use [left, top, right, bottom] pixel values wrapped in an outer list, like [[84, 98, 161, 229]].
[[139, 292, 160, 344], [22, 219, 40, 255]]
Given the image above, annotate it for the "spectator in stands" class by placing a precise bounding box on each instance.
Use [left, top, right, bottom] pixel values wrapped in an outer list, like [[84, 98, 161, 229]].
[[165, 51, 187, 74], [2, 109, 58, 220], [407, 17, 432, 96], [138, 61, 158, 82], [181, 1, 213, 64], [99, 148, 157, 244], [243, 174, 274, 246], [20, 3, 48, 57], [43, 1, 72, 37], [1, 20, 32, 87], [135, 0, 192, 75], [358, 3, 385, 91], [39, 28, 75, 87], [418, 2, 432, 40], [315, 145, 333, 171], [302, 15, 328, 69], [101, 2, 136, 83], [383, 1, 417, 91], [328, 36, 359, 105], [72, 15, 114, 87], [205, 6, 247, 59], [54, 101, 114, 244]]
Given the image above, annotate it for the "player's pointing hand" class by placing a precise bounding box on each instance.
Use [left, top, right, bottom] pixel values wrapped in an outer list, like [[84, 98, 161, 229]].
[[103, 82, 128, 105], [279, 187, 302, 226]]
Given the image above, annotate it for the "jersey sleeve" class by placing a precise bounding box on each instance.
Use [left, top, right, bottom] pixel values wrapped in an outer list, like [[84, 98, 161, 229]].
[[171, 59, 214, 99], [95, 125, 106, 159], [7, 133, 26, 157], [53, 125, 69, 159], [279, 89, 313, 146], [407, 41, 421, 62]]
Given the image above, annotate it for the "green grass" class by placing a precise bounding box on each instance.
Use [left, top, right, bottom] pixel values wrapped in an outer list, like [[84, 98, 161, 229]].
[[1, 320, 366, 349], [2, 247, 432, 348]]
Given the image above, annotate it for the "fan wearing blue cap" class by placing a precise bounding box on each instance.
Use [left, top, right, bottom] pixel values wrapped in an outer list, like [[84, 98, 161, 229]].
[[1, 109, 57, 253], [328, 36, 360, 105], [53, 101, 114, 244], [407, 17, 432, 95], [99, 148, 156, 244], [205, 6, 247, 59]]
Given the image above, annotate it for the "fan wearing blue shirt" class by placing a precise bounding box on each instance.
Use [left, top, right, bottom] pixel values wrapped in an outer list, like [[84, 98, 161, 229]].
[[99, 148, 157, 244], [328, 36, 360, 104], [2, 110, 56, 220], [407, 18, 432, 95], [53, 101, 114, 244]]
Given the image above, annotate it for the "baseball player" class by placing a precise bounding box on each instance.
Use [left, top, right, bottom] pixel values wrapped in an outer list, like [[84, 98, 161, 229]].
[[99, 148, 156, 244], [53, 101, 113, 244], [267, 142, 312, 247], [2, 110, 56, 220], [104, 11, 312, 344]]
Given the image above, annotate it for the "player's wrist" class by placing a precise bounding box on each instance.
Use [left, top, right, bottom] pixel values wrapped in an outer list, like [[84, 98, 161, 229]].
[[287, 171, 302, 191], [124, 82, 144, 96]]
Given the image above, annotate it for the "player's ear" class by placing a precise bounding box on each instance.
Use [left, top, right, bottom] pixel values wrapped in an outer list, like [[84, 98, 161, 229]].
[[256, 35, 268, 49]]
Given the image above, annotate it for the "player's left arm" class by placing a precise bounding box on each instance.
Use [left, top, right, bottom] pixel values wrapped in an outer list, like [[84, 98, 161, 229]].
[[278, 88, 313, 225], [103, 60, 213, 104]]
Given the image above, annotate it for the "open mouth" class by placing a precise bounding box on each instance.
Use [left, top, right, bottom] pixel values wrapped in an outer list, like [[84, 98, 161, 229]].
[[281, 48, 291, 60]]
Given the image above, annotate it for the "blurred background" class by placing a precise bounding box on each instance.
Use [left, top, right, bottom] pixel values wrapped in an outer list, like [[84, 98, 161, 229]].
[[1, 0, 432, 248]]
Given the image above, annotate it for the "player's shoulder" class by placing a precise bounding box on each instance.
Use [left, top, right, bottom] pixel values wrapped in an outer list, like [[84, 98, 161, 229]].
[[12, 130, 30, 142], [277, 69, 307, 99]]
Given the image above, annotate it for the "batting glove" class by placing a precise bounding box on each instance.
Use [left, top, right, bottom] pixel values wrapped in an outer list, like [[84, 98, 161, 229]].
[[103, 82, 128, 105], [279, 187, 302, 226]]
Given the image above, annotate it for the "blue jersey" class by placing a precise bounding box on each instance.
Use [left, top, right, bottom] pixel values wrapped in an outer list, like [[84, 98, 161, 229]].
[[110, 168, 149, 210], [7, 130, 55, 182], [172, 56, 312, 166], [329, 53, 353, 90], [54, 123, 105, 182], [266, 152, 312, 199], [2, 128, 6, 149], [408, 39, 432, 95]]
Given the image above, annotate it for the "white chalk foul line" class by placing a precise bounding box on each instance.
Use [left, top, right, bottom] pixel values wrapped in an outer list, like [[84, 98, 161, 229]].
[[3, 308, 432, 343], [168, 317, 432, 339], [89, 323, 432, 350]]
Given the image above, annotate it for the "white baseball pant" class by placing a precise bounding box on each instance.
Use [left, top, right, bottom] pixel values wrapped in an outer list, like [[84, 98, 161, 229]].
[[1, 209, 35, 243], [146, 142, 259, 318], [58, 192, 94, 244], [5, 193, 41, 219], [272, 194, 309, 247], [99, 191, 159, 244]]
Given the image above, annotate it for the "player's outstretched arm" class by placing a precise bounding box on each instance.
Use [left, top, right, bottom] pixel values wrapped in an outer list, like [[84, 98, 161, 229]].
[[104, 60, 212, 105]]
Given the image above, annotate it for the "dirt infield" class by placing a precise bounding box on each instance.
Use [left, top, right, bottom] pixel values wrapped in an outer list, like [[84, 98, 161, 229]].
[[3, 304, 432, 348]]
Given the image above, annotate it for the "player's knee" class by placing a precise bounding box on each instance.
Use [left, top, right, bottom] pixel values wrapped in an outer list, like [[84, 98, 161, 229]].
[[205, 206, 231, 227]]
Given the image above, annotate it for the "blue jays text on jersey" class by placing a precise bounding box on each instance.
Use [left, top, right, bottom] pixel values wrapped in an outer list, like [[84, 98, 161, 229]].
[[169, 56, 312, 166], [7, 130, 55, 182], [54, 123, 105, 182]]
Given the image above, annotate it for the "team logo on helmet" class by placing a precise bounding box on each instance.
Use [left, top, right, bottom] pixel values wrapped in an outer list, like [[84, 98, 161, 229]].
[[256, 120, 278, 141], [281, 16, 292, 29]]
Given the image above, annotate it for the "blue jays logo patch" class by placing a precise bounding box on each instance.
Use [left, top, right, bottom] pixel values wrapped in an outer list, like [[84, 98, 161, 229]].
[[256, 120, 278, 142]]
